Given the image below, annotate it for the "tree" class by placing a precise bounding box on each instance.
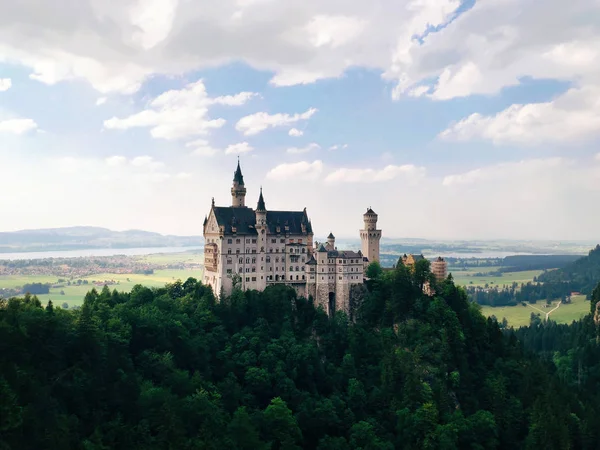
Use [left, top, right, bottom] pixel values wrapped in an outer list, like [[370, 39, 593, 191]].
[[262, 397, 302, 449]]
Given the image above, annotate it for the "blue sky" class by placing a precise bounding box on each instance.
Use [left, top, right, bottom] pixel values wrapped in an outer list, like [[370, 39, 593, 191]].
[[1, 0, 599, 240]]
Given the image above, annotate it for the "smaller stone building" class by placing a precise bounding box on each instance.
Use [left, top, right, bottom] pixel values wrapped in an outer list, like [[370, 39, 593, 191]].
[[401, 253, 448, 282]]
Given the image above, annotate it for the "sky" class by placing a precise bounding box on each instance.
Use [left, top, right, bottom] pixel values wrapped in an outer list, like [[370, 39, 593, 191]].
[[0, 0, 599, 240]]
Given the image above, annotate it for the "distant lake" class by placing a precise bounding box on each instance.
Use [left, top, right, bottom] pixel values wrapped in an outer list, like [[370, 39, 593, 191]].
[[422, 251, 538, 259], [0, 246, 203, 261]]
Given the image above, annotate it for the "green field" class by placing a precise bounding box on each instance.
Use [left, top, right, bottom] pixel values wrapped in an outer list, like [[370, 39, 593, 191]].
[[480, 295, 590, 328], [450, 266, 546, 288]]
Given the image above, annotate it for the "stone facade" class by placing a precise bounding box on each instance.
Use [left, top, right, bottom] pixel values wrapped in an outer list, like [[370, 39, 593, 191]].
[[203, 161, 381, 315]]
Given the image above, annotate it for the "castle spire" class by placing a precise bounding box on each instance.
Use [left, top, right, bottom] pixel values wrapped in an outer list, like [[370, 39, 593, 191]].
[[257, 187, 266, 211], [231, 159, 247, 207]]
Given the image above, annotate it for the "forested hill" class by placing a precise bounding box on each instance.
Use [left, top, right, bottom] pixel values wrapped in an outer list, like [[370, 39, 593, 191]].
[[1, 261, 597, 449], [0, 226, 201, 253], [538, 244, 600, 294]]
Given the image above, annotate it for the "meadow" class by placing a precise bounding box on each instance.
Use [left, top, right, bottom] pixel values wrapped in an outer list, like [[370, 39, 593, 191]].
[[450, 266, 546, 288], [479, 295, 590, 328]]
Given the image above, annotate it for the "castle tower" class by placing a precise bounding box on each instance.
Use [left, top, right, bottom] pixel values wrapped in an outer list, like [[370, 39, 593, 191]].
[[360, 207, 381, 263], [231, 158, 247, 207], [255, 187, 267, 290], [327, 232, 335, 249]]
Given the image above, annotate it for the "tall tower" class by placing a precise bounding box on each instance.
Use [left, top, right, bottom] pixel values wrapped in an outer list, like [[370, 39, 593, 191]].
[[231, 158, 246, 207], [255, 187, 267, 290], [360, 207, 382, 263]]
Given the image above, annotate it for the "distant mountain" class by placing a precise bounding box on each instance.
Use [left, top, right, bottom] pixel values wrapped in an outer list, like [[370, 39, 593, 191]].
[[538, 244, 600, 294], [0, 226, 202, 253]]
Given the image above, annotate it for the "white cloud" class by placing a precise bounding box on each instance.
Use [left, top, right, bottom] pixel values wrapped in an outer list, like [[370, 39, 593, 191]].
[[440, 85, 600, 145], [325, 164, 425, 184], [236, 107, 317, 136], [186, 139, 220, 157], [289, 128, 304, 137], [329, 143, 348, 150], [131, 155, 165, 170], [105, 155, 127, 166], [0, 118, 38, 134], [267, 160, 323, 181], [443, 158, 565, 186], [225, 142, 253, 154], [286, 143, 320, 154], [303, 15, 366, 49], [0, 78, 11, 91], [103, 79, 255, 140], [96, 97, 107, 105], [384, 0, 600, 118], [175, 172, 192, 179]]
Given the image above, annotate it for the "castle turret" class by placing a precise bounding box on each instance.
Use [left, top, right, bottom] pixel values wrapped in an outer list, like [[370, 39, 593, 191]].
[[231, 158, 246, 207], [327, 232, 335, 249], [360, 207, 381, 263], [255, 187, 267, 290]]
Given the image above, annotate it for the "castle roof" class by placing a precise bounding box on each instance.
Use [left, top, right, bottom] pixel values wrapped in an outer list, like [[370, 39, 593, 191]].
[[318, 244, 327, 252], [327, 232, 335, 239], [212, 205, 312, 235], [327, 249, 363, 259], [233, 159, 244, 185], [256, 187, 266, 211], [306, 255, 317, 265], [365, 207, 376, 215]]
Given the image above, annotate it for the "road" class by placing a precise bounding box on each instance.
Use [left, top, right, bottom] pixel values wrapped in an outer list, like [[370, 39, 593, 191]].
[[527, 301, 562, 321]]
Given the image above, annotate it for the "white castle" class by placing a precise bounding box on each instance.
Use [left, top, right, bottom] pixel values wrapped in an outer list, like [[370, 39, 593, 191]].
[[203, 160, 382, 315]]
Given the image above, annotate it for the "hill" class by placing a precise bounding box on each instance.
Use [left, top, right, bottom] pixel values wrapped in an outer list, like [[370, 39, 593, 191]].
[[1, 263, 598, 448], [538, 244, 600, 294], [0, 226, 201, 253]]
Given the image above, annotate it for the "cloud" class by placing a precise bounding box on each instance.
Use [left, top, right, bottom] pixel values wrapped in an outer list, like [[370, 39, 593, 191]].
[[443, 158, 565, 186], [267, 160, 323, 181], [0, 118, 38, 134], [175, 172, 192, 179], [186, 139, 220, 157], [385, 0, 600, 103], [289, 128, 304, 137], [103, 79, 255, 140], [131, 155, 164, 170], [286, 143, 320, 154], [225, 142, 254, 154], [325, 164, 426, 184], [96, 97, 107, 106], [0, 78, 11, 91], [329, 144, 348, 150], [439, 85, 600, 145], [236, 107, 317, 136], [303, 15, 366, 49], [105, 155, 127, 166]]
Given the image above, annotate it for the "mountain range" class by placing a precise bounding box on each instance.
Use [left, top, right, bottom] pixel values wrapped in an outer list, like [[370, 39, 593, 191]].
[[0, 226, 201, 253]]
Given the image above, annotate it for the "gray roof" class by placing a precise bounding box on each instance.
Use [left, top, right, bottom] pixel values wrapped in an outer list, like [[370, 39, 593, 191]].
[[233, 160, 244, 185], [212, 206, 312, 235], [327, 250, 363, 259], [327, 232, 335, 239]]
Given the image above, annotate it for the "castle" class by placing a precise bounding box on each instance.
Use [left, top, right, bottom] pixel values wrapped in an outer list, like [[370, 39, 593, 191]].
[[203, 160, 381, 315]]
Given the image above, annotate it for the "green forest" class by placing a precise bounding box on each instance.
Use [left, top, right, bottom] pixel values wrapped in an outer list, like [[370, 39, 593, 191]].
[[2, 259, 600, 449]]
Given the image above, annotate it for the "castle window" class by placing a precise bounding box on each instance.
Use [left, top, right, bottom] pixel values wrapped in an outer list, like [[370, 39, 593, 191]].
[[246, 239, 250, 243], [321, 276, 324, 280], [261, 266, 263, 270], [301, 266, 304, 271], [236, 239, 241, 244], [271, 239, 276, 243], [252, 277, 256, 281], [280, 239, 285, 243], [252, 258, 256, 263], [228, 249, 232, 254], [339, 276, 342, 280], [252, 267, 256, 273], [321, 268, 324, 272], [239, 258, 243, 264], [289, 239, 294, 243], [252, 249, 256, 254], [276, 248, 279, 253], [227, 269, 232, 274], [246, 268, 250, 273], [238, 268, 243, 273], [289, 266, 293, 271], [246, 258, 250, 263], [269, 248, 273, 253], [302, 275, 305, 280], [266, 256, 271, 263], [227, 239, 232, 244], [276, 257, 279, 263], [269, 267, 273, 271], [236, 249, 240, 254], [227, 259, 232, 264], [290, 276, 293, 281], [302, 248, 306, 253], [252, 239, 257, 243], [261, 247, 264, 252], [295, 266, 299, 271], [301, 257, 305, 263], [246, 277, 250, 282], [296, 275, 299, 280]]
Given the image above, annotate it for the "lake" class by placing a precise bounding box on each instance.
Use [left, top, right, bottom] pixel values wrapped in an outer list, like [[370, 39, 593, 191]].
[[0, 246, 203, 261]]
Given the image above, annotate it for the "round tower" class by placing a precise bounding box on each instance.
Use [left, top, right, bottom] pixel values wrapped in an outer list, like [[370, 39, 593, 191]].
[[231, 158, 246, 207], [360, 207, 382, 263], [327, 232, 335, 249]]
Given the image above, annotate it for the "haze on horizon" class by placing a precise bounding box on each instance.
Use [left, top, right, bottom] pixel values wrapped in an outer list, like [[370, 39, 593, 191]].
[[1, 0, 599, 241]]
